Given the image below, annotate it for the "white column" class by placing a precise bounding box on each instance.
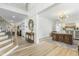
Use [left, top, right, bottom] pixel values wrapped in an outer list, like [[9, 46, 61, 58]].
[[30, 15, 39, 44], [35, 15, 39, 44]]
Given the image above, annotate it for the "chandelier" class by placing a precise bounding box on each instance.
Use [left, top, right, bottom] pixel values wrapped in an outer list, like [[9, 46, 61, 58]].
[[58, 13, 67, 22]]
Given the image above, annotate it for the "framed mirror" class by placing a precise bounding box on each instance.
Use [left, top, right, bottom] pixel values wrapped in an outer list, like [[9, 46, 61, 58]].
[[28, 19, 34, 32]]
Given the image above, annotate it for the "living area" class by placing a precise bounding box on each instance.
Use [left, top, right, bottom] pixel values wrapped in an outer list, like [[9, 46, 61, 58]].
[[0, 3, 79, 56], [38, 3, 79, 51]]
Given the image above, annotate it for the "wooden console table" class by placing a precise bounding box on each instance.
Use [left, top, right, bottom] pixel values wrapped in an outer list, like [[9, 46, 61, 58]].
[[51, 33, 73, 44], [26, 32, 34, 43]]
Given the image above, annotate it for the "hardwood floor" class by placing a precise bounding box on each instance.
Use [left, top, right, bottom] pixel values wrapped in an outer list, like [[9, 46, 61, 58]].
[[11, 36, 33, 52], [9, 41, 78, 56], [16, 36, 33, 46]]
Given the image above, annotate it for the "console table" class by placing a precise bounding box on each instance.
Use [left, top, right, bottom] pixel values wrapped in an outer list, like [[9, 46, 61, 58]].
[[51, 33, 73, 44], [26, 32, 34, 43]]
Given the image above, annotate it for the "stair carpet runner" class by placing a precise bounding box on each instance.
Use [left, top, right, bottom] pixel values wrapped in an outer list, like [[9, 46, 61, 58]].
[[0, 31, 16, 56]]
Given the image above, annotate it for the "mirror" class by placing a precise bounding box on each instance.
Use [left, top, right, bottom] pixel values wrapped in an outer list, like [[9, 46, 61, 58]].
[[28, 19, 34, 32]]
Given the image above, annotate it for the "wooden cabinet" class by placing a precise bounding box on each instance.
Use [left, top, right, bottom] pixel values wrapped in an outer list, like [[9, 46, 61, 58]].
[[51, 33, 73, 44]]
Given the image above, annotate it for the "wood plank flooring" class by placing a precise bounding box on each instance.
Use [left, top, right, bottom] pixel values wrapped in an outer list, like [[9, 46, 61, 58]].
[[9, 41, 78, 56]]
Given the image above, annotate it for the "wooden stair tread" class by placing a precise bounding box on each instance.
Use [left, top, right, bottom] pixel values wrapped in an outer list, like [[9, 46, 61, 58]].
[[0, 44, 15, 56], [0, 40, 12, 48]]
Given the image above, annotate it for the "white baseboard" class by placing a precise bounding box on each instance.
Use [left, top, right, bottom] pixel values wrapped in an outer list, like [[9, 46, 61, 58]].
[[3, 45, 18, 56], [39, 35, 50, 40]]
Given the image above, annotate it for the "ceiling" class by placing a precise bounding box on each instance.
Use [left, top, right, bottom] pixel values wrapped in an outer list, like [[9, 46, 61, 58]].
[[0, 8, 27, 23], [0, 3, 28, 24], [2, 3, 79, 25], [2, 3, 28, 11], [9, 3, 79, 20], [39, 3, 79, 22]]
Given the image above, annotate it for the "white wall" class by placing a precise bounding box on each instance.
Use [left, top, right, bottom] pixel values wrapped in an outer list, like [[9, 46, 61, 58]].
[[27, 3, 79, 43], [28, 3, 54, 44], [19, 18, 29, 37], [38, 15, 53, 39], [65, 17, 79, 23]]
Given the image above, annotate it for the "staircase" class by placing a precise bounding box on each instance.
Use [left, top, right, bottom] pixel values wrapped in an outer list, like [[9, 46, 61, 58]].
[[0, 31, 17, 56]]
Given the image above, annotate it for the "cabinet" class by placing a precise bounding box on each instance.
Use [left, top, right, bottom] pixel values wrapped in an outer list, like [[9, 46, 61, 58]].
[[51, 33, 73, 44], [26, 32, 34, 43]]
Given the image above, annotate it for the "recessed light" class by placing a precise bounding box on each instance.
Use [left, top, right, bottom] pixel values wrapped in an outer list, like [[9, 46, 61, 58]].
[[12, 16, 16, 18]]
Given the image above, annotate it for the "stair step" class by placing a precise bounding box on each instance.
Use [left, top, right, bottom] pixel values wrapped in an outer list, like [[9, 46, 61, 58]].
[[0, 39, 11, 44], [0, 38, 8, 42], [0, 32, 5, 36], [0, 43, 15, 56], [0, 39, 12, 48], [0, 34, 6, 37], [0, 35, 8, 40]]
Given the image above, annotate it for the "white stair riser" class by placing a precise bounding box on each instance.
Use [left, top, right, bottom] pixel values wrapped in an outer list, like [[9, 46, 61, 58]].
[[0, 32, 5, 36], [0, 31, 15, 56], [0, 35, 8, 40]]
